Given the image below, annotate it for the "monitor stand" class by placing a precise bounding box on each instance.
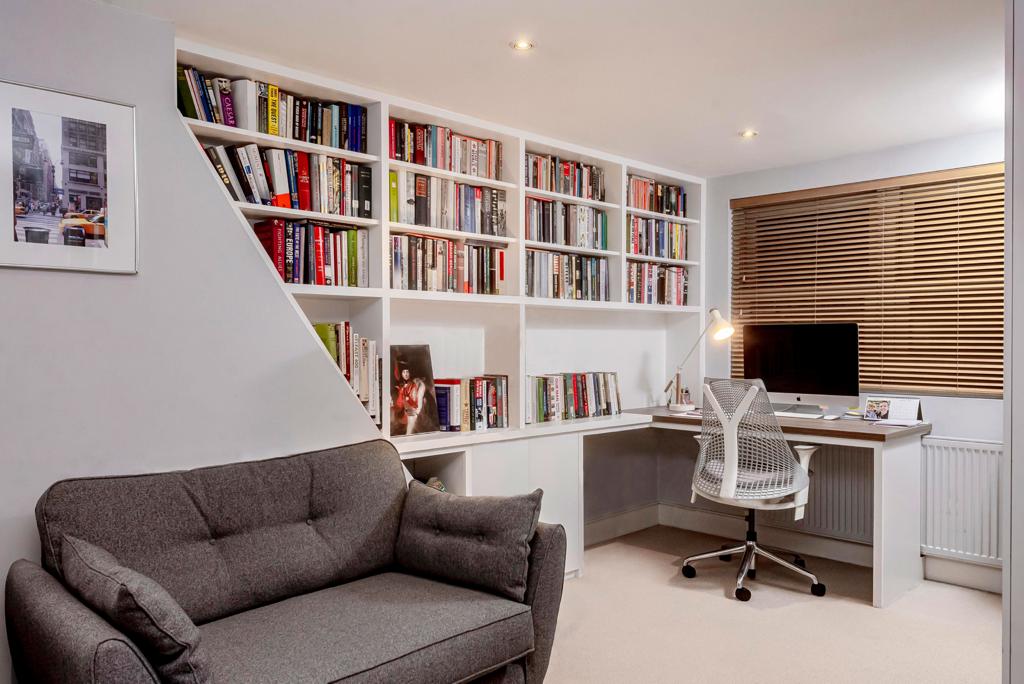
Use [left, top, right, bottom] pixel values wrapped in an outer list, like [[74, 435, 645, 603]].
[[771, 403, 825, 419]]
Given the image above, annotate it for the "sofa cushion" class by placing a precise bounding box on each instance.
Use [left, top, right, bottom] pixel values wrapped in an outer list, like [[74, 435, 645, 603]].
[[36, 439, 406, 624], [60, 535, 210, 684], [396, 481, 543, 601], [198, 572, 534, 684]]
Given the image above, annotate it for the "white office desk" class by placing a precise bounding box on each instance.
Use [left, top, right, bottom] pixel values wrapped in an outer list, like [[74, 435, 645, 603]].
[[628, 407, 932, 608]]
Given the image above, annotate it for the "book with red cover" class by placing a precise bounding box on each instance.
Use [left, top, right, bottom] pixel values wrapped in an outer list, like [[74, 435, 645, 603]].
[[313, 225, 326, 285], [388, 118, 396, 159], [414, 125, 426, 166], [343, 321, 352, 382], [296, 152, 311, 211], [252, 219, 286, 280]]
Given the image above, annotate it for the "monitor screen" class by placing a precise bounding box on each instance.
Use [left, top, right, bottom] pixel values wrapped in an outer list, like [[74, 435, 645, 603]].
[[742, 323, 859, 398]]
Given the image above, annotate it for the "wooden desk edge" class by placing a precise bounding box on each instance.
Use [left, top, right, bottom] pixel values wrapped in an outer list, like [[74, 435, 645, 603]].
[[625, 406, 933, 443]]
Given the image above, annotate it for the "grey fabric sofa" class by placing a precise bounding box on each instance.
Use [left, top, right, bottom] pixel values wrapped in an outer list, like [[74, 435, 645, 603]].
[[5, 439, 567, 683]]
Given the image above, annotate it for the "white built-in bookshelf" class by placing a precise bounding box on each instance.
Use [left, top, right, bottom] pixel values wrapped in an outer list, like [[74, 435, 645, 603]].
[[176, 40, 707, 457]]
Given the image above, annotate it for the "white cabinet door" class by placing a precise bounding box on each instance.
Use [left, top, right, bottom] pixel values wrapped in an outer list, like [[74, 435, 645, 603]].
[[527, 433, 583, 575], [469, 441, 530, 496]]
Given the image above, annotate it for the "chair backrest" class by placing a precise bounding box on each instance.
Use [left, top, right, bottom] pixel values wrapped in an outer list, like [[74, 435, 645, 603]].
[[693, 378, 801, 501]]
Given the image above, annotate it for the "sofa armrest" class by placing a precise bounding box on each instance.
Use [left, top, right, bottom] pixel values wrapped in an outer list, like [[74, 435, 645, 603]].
[[522, 522, 567, 683], [5, 559, 159, 684]]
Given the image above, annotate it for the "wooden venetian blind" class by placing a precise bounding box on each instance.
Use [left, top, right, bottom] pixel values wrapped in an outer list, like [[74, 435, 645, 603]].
[[730, 163, 1004, 397]]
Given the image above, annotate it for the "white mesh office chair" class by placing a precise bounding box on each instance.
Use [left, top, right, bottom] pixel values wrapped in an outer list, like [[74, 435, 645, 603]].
[[680, 378, 827, 601]]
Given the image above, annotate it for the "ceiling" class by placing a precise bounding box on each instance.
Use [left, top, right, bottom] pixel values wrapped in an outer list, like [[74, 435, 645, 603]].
[[110, 0, 1004, 178]]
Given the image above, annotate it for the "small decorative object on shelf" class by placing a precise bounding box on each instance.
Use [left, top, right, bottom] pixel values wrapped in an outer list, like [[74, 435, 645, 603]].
[[389, 169, 507, 236], [525, 199, 607, 250], [313, 321, 382, 427], [390, 235, 505, 295], [627, 261, 687, 306], [177, 64, 369, 153], [435, 376, 509, 432], [527, 372, 622, 424], [628, 174, 686, 218], [203, 143, 371, 218], [525, 250, 610, 302], [627, 215, 687, 260], [524, 152, 606, 201], [390, 344, 440, 436], [253, 219, 369, 287], [425, 477, 447, 492], [389, 118, 503, 181]]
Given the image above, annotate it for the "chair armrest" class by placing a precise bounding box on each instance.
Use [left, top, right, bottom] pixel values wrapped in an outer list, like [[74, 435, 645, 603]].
[[5, 559, 159, 684], [523, 522, 567, 684]]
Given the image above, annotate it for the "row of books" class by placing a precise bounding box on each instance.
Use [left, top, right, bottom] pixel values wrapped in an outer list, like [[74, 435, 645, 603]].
[[254, 220, 369, 287], [526, 372, 622, 424], [627, 216, 687, 260], [524, 153, 607, 201], [312, 322, 382, 426], [525, 199, 608, 250], [389, 118, 503, 181], [177, 65, 368, 152], [389, 169, 507, 236], [203, 144, 372, 218], [525, 250, 610, 302], [627, 174, 686, 217], [390, 235, 505, 295], [627, 261, 687, 306], [434, 375, 510, 432]]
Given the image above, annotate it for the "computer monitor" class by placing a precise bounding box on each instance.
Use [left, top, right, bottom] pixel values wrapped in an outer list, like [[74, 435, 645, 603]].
[[742, 323, 859, 411]]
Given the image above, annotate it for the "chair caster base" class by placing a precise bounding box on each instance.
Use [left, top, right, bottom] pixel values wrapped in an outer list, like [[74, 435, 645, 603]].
[[735, 587, 751, 601], [682, 565, 696, 579], [746, 569, 756, 580], [811, 582, 827, 597]]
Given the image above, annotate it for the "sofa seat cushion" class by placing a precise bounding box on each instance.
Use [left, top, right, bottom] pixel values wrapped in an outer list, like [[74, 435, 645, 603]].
[[198, 572, 534, 684]]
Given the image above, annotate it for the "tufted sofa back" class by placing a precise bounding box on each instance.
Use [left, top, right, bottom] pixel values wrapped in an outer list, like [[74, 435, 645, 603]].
[[35, 439, 406, 624]]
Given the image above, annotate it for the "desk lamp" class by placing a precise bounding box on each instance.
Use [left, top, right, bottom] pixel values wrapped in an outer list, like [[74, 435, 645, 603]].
[[664, 308, 735, 412]]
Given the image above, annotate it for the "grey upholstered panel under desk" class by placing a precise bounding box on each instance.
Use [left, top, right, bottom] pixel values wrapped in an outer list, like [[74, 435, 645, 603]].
[[582, 430, 661, 523]]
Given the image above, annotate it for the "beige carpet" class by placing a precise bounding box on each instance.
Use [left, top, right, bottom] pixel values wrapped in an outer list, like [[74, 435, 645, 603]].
[[546, 526, 1001, 683]]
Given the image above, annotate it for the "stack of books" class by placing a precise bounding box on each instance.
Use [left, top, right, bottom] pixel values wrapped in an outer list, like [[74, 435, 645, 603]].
[[527, 372, 622, 424], [524, 153, 606, 201], [627, 262, 687, 306], [177, 65, 368, 153], [390, 236, 505, 295], [525, 199, 607, 250], [627, 216, 687, 260], [525, 251, 610, 302], [203, 144, 371, 218], [434, 375, 510, 431], [312, 322, 381, 427], [389, 169, 507, 235], [628, 175, 686, 217], [254, 220, 368, 287], [389, 118, 503, 180]]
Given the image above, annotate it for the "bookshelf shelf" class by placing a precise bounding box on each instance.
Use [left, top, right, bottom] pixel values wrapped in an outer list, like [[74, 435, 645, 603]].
[[234, 202, 378, 227], [523, 240, 617, 258], [389, 290, 521, 306], [388, 159, 517, 191], [625, 206, 699, 225], [523, 187, 619, 211], [624, 253, 698, 267], [283, 283, 385, 300], [185, 118, 379, 164], [388, 222, 516, 245]]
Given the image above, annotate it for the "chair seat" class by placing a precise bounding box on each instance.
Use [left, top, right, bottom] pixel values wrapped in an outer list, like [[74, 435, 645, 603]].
[[198, 572, 534, 684], [693, 457, 809, 502]]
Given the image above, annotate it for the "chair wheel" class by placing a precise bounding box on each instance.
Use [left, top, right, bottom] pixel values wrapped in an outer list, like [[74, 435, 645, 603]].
[[811, 582, 827, 597], [746, 569, 756, 579], [735, 587, 751, 601], [682, 565, 696, 578], [718, 554, 732, 562], [794, 557, 806, 568]]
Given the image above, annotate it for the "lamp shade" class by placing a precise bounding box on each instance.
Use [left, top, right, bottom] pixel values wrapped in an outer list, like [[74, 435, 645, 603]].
[[709, 308, 735, 341]]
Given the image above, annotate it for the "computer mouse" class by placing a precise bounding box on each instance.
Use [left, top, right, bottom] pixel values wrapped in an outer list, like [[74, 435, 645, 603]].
[[823, 414, 840, 420]]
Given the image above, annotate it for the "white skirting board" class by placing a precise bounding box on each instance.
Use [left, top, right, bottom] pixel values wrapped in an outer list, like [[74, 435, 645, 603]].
[[924, 556, 1002, 594]]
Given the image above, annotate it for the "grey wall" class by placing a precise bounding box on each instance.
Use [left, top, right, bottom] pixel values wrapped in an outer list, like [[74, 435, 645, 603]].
[[705, 129, 1006, 441], [0, 0, 379, 679]]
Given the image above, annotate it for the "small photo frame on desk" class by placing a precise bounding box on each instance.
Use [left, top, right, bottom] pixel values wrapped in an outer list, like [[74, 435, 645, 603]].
[[864, 395, 923, 423]]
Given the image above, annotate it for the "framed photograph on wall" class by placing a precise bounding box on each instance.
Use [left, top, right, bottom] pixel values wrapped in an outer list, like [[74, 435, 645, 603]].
[[0, 80, 137, 273]]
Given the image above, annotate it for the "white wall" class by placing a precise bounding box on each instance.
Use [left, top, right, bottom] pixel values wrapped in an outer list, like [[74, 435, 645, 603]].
[[0, 0, 379, 679], [705, 129, 1005, 440]]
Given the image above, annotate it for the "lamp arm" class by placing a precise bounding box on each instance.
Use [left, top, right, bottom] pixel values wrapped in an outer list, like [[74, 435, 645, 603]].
[[662, 319, 713, 394]]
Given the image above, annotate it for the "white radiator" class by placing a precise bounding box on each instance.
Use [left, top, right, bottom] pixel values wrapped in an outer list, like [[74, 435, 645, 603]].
[[921, 437, 1003, 567]]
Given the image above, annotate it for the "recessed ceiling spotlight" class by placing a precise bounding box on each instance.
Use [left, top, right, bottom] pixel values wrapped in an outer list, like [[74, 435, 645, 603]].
[[739, 129, 759, 139], [510, 39, 535, 51]]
